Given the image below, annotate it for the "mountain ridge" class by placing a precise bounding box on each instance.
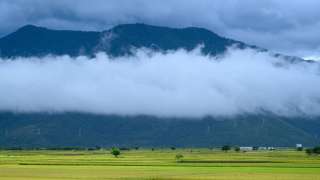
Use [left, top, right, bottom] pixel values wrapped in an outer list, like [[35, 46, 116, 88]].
[[0, 23, 289, 59]]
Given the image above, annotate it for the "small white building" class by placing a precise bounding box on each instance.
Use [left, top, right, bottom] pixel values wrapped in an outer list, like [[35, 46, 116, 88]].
[[240, 147, 253, 151], [259, 147, 267, 150], [267, 147, 276, 151], [296, 144, 303, 148]]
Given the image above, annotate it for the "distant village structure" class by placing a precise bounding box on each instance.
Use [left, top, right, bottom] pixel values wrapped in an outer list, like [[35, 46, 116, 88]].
[[240, 147, 253, 151], [239, 146, 277, 152]]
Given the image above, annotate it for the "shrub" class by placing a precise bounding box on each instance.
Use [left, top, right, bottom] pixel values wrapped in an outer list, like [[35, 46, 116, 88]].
[[234, 146, 240, 152], [306, 148, 313, 155], [175, 154, 184, 162], [314, 146, 320, 154], [305, 146, 320, 155], [222, 145, 231, 152], [111, 147, 120, 157], [297, 147, 304, 151]]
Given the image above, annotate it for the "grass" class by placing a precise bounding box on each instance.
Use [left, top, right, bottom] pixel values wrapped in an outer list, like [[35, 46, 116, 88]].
[[0, 149, 320, 179]]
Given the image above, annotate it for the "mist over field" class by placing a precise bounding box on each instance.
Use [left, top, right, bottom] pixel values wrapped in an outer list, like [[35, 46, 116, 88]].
[[0, 48, 320, 118]]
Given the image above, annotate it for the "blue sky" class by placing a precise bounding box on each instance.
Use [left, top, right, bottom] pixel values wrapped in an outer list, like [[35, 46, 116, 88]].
[[1, 0, 320, 58]]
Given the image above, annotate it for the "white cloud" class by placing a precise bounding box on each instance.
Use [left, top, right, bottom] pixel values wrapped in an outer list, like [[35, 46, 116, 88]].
[[0, 48, 320, 117], [304, 56, 320, 61]]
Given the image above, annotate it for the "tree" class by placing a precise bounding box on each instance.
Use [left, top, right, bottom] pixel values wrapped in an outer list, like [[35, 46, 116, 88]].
[[306, 148, 313, 155], [305, 146, 320, 156], [297, 147, 304, 151], [111, 147, 120, 157], [222, 145, 231, 152], [234, 146, 240, 152], [314, 146, 320, 154], [175, 154, 184, 162]]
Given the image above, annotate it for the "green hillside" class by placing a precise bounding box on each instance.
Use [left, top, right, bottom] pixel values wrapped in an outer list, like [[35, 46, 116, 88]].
[[0, 112, 319, 148]]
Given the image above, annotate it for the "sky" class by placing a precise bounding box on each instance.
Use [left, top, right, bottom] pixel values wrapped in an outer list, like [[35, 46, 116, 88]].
[[1, 48, 320, 117], [0, 0, 320, 58]]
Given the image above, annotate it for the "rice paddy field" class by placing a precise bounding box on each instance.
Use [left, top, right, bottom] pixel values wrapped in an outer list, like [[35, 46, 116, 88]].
[[0, 148, 320, 180]]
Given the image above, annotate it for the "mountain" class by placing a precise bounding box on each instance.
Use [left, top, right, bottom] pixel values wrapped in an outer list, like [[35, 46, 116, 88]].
[[0, 24, 318, 148], [0, 23, 258, 58], [0, 25, 100, 57], [0, 112, 319, 148]]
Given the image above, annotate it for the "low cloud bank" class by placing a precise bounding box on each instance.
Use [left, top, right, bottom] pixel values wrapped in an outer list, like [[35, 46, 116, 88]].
[[0, 48, 319, 117]]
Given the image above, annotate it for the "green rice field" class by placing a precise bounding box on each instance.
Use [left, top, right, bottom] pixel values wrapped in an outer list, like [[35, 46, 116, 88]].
[[0, 149, 320, 179]]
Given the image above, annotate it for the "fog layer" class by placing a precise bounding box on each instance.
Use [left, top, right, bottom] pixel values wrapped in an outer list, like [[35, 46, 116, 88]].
[[0, 48, 319, 117]]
